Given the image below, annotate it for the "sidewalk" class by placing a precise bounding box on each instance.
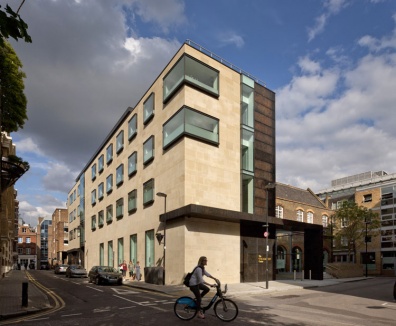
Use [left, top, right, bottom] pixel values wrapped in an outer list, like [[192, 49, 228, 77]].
[[0, 269, 369, 320], [0, 269, 51, 320]]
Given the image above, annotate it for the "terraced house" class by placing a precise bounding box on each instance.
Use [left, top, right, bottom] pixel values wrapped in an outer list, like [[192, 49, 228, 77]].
[[67, 40, 323, 284]]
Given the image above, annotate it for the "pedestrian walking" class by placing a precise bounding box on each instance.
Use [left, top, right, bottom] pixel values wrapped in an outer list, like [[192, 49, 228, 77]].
[[135, 261, 141, 281], [119, 260, 127, 281], [128, 260, 135, 280]]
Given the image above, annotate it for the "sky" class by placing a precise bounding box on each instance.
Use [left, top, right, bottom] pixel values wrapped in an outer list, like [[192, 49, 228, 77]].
[[7, 0, 396, 226]]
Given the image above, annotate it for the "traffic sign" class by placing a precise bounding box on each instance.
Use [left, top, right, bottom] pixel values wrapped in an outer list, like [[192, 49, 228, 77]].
[[264, 231, 269, 238]]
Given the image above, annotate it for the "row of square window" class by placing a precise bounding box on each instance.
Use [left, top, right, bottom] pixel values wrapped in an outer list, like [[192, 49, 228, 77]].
[[91, 179, 155, 230], [69, 53, 221, 206], [276, 206, 329, 226]]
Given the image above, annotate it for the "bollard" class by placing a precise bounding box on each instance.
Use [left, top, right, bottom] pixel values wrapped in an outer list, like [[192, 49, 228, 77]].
[[309, 270, 312, 280], [293, 270, 296, 280], [301, 270, 304, 281], [22, 282, 28, 307]]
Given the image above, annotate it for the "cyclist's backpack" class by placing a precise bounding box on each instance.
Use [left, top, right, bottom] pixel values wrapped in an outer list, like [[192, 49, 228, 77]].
[[183, 266, 200, 287]]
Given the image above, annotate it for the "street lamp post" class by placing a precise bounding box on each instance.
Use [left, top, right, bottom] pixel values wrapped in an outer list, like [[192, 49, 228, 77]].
[[156, 192, 167, 285], [264, 182, 275, 290]]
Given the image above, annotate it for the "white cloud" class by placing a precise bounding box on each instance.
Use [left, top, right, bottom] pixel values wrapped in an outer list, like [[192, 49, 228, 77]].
[[217, 32, 245, 49], [14, 137, 44, 155], [42, 162, 79, 193]]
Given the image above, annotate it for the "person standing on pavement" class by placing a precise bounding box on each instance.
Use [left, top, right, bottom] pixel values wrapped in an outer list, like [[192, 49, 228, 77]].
[[128, 260, 135, 280], [189, 256, 217, 319], [135, 261, 141, 281], [119, 260, 127, 281]]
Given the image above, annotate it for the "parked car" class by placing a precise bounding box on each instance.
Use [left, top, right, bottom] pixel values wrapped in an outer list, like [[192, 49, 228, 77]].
[[66, 265, 88, 278], [54, 264, 69, 274], [88, 266, 123, 285]]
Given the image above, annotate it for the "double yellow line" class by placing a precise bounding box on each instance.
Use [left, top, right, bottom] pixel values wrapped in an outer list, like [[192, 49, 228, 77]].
[[0, 272, 66, 325]]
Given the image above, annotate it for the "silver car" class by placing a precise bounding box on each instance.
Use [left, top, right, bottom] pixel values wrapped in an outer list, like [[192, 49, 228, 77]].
[[54, 264, 68, 274], [66, 265, 88, 278]]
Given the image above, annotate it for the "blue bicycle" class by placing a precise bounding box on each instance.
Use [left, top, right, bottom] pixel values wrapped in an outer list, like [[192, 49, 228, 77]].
[[174, 279, 238, 322]]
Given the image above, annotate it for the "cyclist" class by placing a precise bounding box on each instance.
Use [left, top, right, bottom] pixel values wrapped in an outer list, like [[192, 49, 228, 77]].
[[189, 256, 217, 319]]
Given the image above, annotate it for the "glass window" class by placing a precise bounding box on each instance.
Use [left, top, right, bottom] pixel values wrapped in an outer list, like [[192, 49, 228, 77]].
[[128, 114, 137, 140], [26, 248, 31, 254], [128, 152, 137, 177], [241, 128, 254, 173], [116, 164, 124, 186], [106, 143, 113, 165], [143, 136, 155, 165], [128, 189, 137, 213], [98, 210, 104, 227], [116, 130, 124, 154], [143, 179, 154, 206], [106, 205, 113, 223], [18, 237, 22, 243], [26, 237, 31, 243], [363, 194, 372, 202], [307, 212, 313, 224], [242, 174, 254, 213], [116, 198, 124, 219], [118, 238, 124, 266], [106, 174, 113, 193], [108, 241, 113, 267], [91, 163, 97, 181], [163, 54, 219, 102], [297, 210, 303, 222], [143, 93, 155, 124], [130, 234, 137, 264], [322, 215, 328, 227], [145, 230, 155, 267], [276, 206, 283, 219], [241, 80, 254, 128], [98, 182, 104, 200], [91, 189, 96, 205], [99, 243, 104, 265], [91, 215, 96, 230], [163, 106, 219, 149], [98, 155, 104, 173]]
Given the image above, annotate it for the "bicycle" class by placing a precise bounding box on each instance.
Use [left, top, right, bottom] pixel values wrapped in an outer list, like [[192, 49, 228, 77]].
[[174, 279, 238, 322]]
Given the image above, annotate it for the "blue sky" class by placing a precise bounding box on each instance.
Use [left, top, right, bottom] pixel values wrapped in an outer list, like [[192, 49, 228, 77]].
[[8, 0, 396, 226]]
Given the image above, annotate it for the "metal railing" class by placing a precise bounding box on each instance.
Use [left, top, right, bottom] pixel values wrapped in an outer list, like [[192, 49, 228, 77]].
[[185, 39, 266, 87]]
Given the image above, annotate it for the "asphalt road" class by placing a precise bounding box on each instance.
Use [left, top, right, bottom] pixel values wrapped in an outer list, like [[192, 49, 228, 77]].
[[8, 271, 396, 325]]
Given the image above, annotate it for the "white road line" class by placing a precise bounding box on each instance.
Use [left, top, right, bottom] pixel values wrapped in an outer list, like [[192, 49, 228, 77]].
[[22, 317, 49, 321], [119, 306, 135, 309], [71, 282, 80, 285], [86, 286, 104, 292], [62, 313, 83, 317], [93, 309, 111, 313]]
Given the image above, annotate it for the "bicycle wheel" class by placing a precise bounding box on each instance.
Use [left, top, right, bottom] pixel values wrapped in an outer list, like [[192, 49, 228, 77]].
[[214, 298, 238, 322], [174, 296, 197, 320]]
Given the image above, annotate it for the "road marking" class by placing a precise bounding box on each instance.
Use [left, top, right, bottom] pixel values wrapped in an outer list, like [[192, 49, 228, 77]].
[[71, 281, 81, 285], [119, 306, 136, 309], [94, 308, 111, 313], [112, 295, 168, 312], [62, 313, 83, 317], [111, 287, 139, 295], [86, 286, 104, 292], [382, 302, 396, 308]]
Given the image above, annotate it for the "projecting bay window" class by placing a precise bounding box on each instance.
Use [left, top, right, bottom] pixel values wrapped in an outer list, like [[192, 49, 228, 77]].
[[128, 189, 137, 214], [98, 182, 104, 200], [106, 174, 113, 194], [128, 152, 137, 177], [143, 136, 154, 165], [91, 189, 96, 206], [143, 179, 154, 206], [116, 164, 124, 186], [91, 163, 97, 181], [98, 155, 104, 173], [106, 205, 113, 223], [106, 144, 113, 165], [116, 130, 124, 154], [98, 210, 104, 227], [163, 106, 219, 149], [116, 198, 124, 219], [143, 93, 155, 125], [128, 114, 137, 141], [163, 54, 219, 102]]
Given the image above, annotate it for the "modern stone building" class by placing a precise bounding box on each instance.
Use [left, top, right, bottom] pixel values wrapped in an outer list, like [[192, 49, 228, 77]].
[[37, 217, 52, 269], [68, 40, 324, 284], [317, 171, 396, 276], [48, 208, 68, 266]]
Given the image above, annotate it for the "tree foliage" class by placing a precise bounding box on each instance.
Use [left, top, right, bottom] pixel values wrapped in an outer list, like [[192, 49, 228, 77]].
[[0, 40, 28, 132], [331, 201, 381, 262], [0, 3, 32, 46]]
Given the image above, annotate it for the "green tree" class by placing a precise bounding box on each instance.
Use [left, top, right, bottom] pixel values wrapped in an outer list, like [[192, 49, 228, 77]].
[[0, 40, 28, 132], [331, 201, 381, 263], [0, 2, 32, 46]]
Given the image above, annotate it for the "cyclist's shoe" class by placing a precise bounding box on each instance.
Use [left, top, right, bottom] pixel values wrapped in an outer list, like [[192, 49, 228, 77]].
[[197, 311, 205, 319]]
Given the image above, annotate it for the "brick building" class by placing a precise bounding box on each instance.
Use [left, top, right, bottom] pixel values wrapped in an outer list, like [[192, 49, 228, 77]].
[[17, 223, 38, 269]]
